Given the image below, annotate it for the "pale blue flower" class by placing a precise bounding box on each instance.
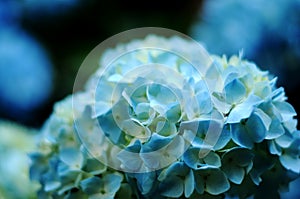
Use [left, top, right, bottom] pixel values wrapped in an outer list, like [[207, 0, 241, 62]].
[[0, 120, 38, 199], [80, 173, 123, 199], [221, 148, 254, 184], [183, 147, 221, 169], [158, 162, 194, 198], [279, 132, 300, 173], [231, 109, 271, 148], [194, 166, 230, 195], [30, 35, 300, 198]]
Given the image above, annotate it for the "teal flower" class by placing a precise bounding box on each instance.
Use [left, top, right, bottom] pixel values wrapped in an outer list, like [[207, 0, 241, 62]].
[[230, 109, 271, 149], [279, 132, 300, 173], [158, 162, 194, 198], [0, 120, 39, 199], [194, 166, 230, 195], [221, 147, 254, 184], [80, 173, 123, 199], [30, 35, 300, 198]]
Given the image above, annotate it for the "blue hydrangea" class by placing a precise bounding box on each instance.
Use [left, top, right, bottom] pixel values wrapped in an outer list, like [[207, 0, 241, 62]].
[[0, 120, 38, 199], [30, 35, 300, 198]]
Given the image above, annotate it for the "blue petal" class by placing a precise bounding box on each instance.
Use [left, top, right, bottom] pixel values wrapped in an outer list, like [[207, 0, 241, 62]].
[[275, 131, 294, 148], [165, 102, 182, 122], [80, 177, 103, 195], [197, 168, 230, 195], [29, 153, 48, 181], [130, 85, 148, 106], [268, 140, 282, 155], [279, 138, 300, 173], [246, 109, 269, 142], [120, 119, 150, 140], [213, 124, 231, 150], [271, 87, 286, 101], [134, 102, 154, 123], [224, 79, 246, 104], [183, 147, 221, 169], [147, 83, 177, 107], [57, 162, 81, 182], [158, 162, 189, 180], [266, 118, 285, 139], [183, 147, 205, 169], [141, 133, 172, 152], [283, 119, 298, 133], [203, 152, 221, 168], [274, 101, 297, 122], [231, 123, 253, 148], [194, 170, 204, 194], [222, 148, 253, 184], [222, 164, 245, 184], [249, 170, 262, 186], [179, 119, 211, 144], [184, 169, 195, 198], [159, 175, 184, 198], [94, 101, 111, 117], [253, 81, 272, 99], [59, 148, 85, 169], [279, 155, 300, 174], [44, 181, 61, 192], [134, 172, 156, 195], [117, 141, 143, 172], [140, 135, 184, 169], [97, 110, 124, 145], [103, 173, 123, 194], [226, 94, 262, 123], [231, 110, 268, 148], [195, 91, 213, 115], [155, 119, 177, 137], [94, 79, 114, 103]]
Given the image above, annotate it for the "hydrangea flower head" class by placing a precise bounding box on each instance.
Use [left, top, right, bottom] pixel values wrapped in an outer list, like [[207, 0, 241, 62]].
[[31, 31, 300, 198]]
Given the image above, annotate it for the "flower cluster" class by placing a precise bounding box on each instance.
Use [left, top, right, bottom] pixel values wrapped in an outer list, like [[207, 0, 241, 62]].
[[30, 35, 300, 198], [29, 95, 132, 199], [0, 120, 38, 199]]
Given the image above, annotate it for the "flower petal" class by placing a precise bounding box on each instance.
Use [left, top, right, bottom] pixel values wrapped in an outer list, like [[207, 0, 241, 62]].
[[103, 173, 123, 194], [226, 94, 262, 123], [274, 101, 297, 122], [197, 168, 230, 195], [231, 123, 253, 148], [213, 124, 231, 150], [184, 169, 195, 198], [224, 79, 246, 104], [59, 148, 85, 169], [80, 177, 102, 195], [159, 176, 184, 198]]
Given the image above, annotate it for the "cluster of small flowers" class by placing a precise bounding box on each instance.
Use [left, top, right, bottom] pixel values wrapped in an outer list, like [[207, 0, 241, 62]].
[[30, 36, 299, 198], [0, 120, 38, 199]]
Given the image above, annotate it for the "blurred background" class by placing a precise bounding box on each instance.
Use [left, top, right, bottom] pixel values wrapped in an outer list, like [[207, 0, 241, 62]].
[[0, 0, 299, 198]]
